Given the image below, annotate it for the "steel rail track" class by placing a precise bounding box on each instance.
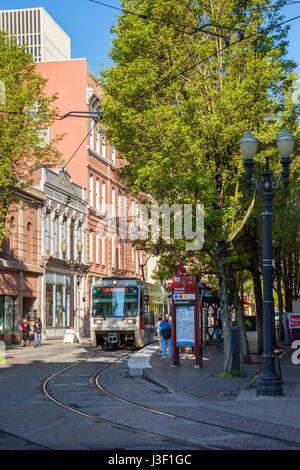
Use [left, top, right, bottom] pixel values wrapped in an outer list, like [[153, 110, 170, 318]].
[[95, 358, 300, 450], [42, 350, 208, 450], [42, 349, 300, 450]]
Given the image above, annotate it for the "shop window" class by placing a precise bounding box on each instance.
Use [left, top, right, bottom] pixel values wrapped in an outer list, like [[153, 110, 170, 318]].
[[46, 275, 70, 328], [46, 283, 54, 327], [0, 296, 15, 335], [9, 217, 14, 259]]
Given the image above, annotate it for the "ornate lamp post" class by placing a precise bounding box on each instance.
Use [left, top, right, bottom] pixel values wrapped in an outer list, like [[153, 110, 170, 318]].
[[240, 126, 295, 396]]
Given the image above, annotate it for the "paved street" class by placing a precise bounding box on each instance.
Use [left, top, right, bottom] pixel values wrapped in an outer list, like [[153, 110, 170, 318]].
[[0, 335, 300, 451]]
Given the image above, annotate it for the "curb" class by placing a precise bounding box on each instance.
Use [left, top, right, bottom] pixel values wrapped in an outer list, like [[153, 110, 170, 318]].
[[127, 343, 159, 377]]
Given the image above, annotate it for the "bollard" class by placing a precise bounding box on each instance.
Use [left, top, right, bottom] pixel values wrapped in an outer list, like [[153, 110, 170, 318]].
[[231, 326, 240, 376], [274, 349, 285, 384]]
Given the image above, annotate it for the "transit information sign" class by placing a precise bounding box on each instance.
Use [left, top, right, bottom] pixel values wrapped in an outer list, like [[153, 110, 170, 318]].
[[289, 314, 300, 329], [176, 305, 195, 346]]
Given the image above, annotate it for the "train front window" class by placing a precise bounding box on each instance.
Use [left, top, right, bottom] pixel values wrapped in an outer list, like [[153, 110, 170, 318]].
[[92, 287, 139, 317]]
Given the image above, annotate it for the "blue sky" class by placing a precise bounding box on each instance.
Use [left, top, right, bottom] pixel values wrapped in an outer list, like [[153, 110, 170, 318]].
[[0, 0, 300, 77]]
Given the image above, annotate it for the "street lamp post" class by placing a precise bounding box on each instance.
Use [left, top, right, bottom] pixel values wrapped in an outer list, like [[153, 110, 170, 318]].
[[240, 126, 295, 396]]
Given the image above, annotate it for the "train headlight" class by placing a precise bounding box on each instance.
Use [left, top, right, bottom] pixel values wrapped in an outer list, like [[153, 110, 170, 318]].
[[126, 319, 136, 324], [96, 319, 103, 324]]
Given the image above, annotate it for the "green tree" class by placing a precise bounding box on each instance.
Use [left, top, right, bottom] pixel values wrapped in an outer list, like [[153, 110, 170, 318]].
[[98, 0, 299, 372], [0, 32, 62, 244]]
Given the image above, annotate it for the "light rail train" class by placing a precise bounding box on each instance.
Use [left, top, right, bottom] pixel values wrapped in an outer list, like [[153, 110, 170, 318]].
[[90, 277, 169, 348]]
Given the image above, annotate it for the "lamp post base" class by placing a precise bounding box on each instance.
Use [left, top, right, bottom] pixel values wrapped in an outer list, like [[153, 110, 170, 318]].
[[256, 375, 283, 397]]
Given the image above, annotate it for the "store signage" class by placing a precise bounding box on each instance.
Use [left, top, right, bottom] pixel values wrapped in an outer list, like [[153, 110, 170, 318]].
[[27, 310, 37, 322], [176, 306, 195, 346], [64, 329, 76, 343], [172, 275, 196, 304], [289, 314, 300, 329]]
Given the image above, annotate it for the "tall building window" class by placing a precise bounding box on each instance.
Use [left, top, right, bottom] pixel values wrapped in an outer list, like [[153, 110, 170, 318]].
[[96, 233, 99, 265], [102, 235, 105, 265], [102, 134, 106, 158], [118, 191, 122, 218], [112, 146, 116, 165], [101, 181, 106, 212], [89, 230, 93, 262], [53, 215, 58, 255], [45, 213, 50, 252], [95, 126, 100, 154], [26, 222, 32, 263], [112, 238, 115, 267], [9, 218, 14, 259], [112, 188, 116, 217], [96, 178, 100, 211], [89, 119, 95, 150], [62, 217, 66, 242], [89, 174, 94, 207]]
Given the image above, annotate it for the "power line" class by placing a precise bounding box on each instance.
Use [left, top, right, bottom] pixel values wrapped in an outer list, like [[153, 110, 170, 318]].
[[88, 0, 237, 43], [101, 14, 300, 123], [65, 119, 97, 168], [55, 14, 300, 168], [88, 0, 198, 35], [65, 13, 300, 168]]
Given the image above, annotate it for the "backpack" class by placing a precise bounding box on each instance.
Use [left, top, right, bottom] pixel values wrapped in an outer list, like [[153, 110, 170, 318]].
[[162, 327, 171, 340]]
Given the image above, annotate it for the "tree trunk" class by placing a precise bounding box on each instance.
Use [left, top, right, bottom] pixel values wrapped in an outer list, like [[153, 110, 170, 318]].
[[282, 255, 293, 312], [228, 264, 251, 363], [217, 250, 232, 374], [274, 246, 284, 342]]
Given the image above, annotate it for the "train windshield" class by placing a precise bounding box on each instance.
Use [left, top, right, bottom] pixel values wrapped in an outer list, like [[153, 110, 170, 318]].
[[92, 286, 139, 317]]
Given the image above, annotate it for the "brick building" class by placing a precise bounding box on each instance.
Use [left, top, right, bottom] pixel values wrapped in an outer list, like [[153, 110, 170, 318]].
[[0, 187, 45, 344], [36, 59, 145, 337]]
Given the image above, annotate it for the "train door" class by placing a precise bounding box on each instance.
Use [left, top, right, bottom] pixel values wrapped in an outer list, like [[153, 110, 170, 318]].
[[141, 290, 150, 344]]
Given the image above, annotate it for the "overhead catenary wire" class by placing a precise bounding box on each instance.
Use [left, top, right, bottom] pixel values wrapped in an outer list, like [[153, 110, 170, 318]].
[[65, 119, 97, 168], [88, 0, 199, 35], [101, 14, 300, 120], [64, 13, 300, 168]]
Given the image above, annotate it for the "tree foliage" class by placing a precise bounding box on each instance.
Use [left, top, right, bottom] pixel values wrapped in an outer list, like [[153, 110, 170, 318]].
[[98, 0, 299, 371], [0, 31, 62, 244]]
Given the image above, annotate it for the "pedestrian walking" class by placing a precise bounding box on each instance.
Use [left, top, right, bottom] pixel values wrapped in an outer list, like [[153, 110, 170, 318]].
[[160, 314, 172, 360], [214, 316, 222, 349], [33, 317, 42, 348], [155, 315, 163, 352], [19, 318, 31, 347]]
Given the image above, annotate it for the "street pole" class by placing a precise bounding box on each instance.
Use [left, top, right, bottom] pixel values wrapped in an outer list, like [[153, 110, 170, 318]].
[[240, 127, 294, 396], [256, 159, 282, 395]]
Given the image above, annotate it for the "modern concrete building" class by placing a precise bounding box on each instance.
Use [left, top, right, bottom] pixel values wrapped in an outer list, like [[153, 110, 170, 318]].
[[0, 7, 71, 62]]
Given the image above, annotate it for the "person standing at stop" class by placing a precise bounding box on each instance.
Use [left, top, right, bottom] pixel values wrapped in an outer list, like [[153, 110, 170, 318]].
[[20, 318, 30, 347], [160, 315, 172, 360], [33, 317, 42, 348]]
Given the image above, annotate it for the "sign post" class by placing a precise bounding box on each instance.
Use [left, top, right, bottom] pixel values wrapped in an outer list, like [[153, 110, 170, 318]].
[[152, 245, 202, 369], [172, 274, 200, 368], [289, 314, 300, 342]]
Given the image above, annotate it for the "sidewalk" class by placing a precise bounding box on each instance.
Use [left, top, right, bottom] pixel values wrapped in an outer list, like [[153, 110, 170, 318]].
[[128, 332, 300, 429]]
